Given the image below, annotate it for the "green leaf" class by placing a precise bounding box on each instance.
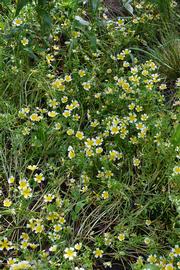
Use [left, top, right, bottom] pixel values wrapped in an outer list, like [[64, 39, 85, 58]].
[[23, 47, 38, 61], [75, 200, 86, 214], [71, 188, 80, 200], [171, 124, 180, 146], [90, 0, 100, 12], [0, 0, 11, 5], [75, 16, 89, 26], [71, 199, 87, 221], [16, 0, 32, 16], [71, 211, 78, 221], [143, 264, 160, 270], [89, 33, 97, 51], [0, 21, 5, 31], [37, 8, 52, 33], [38, 0, 48, 5], [123, 0, 134, 15]]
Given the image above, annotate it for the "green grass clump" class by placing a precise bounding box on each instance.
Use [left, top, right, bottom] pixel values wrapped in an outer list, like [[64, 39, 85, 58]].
[[148, 34, 180, 81], [0, 1, 179, 269]]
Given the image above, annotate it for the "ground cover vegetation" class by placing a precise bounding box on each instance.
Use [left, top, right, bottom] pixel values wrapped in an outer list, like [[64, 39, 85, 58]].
[[0, 0, 179, 269]]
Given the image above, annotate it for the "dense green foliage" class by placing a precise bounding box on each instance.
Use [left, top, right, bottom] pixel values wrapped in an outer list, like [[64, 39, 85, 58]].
[[0, 1, 179, 269]]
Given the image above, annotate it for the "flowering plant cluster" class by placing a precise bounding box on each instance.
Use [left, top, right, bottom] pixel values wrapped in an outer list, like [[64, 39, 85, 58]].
[[0, 0, 179, 269]]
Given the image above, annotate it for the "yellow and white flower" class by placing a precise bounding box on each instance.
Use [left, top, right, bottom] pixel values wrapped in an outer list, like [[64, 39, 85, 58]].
[[101, 191, 109, 200], [8, 176, 15, 184], [117, 233, 125, 241], [13, 18, 23, 26], [3, 198, 12, 207], [21, 38, 29, 46], [93, 248, 103, 258], [34, 173, 45, 183], [64, 247, 77, 260], [82, 81, 91, 91]]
